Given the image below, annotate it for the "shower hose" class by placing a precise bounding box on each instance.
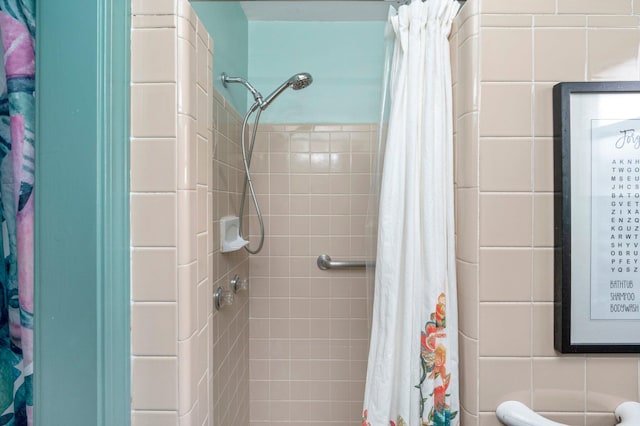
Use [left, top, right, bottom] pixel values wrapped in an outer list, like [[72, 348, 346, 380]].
[[238, 101, 265, 254]]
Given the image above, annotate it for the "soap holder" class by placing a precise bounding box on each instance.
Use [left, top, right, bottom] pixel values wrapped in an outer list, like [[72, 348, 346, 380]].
[[220, 216, 249, 253]]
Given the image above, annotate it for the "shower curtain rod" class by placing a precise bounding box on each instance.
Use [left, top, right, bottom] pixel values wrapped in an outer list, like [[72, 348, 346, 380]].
[[386, 0, 466, 5], [229, 0, 466, 2], [233, 0, 468, 7]]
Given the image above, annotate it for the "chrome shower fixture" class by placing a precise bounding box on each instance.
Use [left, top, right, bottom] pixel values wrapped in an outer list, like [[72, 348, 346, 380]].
[[261, 73, 313, 110], [221, 72, 313, 111], [220, 71, 313, 254], [220, 73, 264, 105]]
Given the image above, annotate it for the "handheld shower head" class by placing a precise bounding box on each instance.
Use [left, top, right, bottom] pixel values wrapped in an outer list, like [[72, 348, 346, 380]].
[[220, 72, 313, 111], [261, 72, 313, 110]]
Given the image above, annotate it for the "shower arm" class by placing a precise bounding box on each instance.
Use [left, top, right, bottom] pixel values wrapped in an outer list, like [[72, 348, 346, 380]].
[[221, 73, 264, 106]]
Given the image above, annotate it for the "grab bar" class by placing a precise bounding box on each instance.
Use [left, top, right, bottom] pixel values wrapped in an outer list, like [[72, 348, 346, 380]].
[[316, 254, 375, 270]]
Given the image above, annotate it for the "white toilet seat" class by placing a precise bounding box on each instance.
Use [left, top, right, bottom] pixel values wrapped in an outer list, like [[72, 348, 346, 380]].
[[496, 400, 640, 426], [496, 401, 565, 426]]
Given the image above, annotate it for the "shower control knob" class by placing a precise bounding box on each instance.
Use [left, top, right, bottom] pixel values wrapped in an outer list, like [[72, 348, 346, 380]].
[[231, 274, 249, 293], [214, 287, 234, 310]]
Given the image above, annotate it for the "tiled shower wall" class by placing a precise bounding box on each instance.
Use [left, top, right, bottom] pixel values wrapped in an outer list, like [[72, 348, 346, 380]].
[[452, 1, 640, 425], [247, 124, 375, 426], [130, 1, 249, 425]]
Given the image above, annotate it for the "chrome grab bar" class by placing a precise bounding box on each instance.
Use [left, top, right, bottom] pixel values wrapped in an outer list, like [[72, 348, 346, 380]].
[[316, 254, 375, 270]]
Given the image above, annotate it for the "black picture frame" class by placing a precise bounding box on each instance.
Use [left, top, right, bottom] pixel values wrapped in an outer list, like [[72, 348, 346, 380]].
[[554, 81, 640, 354]]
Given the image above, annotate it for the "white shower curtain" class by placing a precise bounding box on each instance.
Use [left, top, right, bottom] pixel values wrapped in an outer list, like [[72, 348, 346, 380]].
[[363, 1, 459, 425]]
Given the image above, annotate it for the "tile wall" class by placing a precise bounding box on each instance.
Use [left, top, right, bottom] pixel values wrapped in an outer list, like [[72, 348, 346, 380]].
[[451, 1, 640, 425], [130, 1, 249, 425], [247, 124, 375, 426]]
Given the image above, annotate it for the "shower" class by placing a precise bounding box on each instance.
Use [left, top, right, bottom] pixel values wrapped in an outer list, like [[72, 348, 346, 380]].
[[221, 72, 313, 254]]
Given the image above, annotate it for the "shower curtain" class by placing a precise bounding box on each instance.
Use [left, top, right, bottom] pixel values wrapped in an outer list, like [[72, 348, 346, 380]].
[[0, 0, 35, 424], [363, 1, 459, 425]]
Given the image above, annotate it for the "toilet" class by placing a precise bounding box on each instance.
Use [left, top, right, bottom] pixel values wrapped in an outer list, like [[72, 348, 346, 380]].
[[496, 400, 640, 426]]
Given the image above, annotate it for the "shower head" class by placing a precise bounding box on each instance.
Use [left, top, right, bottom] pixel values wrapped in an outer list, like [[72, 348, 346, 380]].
[[261, 72, 313, 110], [220, 72, 313, 111], [289, 72, 313, 90]]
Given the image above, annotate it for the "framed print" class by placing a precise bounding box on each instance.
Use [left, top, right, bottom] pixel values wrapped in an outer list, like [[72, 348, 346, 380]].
[[554, 81, 640, 353]]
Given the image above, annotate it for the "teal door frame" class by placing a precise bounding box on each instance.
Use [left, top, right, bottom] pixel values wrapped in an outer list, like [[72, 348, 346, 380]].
[[35, 0, 130, 424]]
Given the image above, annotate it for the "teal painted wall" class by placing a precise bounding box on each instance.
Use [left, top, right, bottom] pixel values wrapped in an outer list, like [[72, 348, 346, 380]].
[[37, 1, 99, 419], [37, 0, 130, 424], [190, 3, 387, 123], [248, 21, 386, 123], [191, 1, 248, 114]]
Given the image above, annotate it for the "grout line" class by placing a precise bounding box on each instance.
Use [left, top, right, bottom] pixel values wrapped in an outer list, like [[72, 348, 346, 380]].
[[474, 6, 482, 417], [530, 16, 536, 410]]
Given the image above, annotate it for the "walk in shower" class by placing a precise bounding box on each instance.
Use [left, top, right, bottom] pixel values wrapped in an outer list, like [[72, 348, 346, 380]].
[[193, 3, 387, 423]]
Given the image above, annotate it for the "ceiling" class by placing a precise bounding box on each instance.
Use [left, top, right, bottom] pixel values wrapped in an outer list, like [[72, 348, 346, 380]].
[[238, 1, 395, 21]]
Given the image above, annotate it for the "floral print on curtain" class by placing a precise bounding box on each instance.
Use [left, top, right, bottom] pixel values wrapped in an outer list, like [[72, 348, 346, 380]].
[[0, 0, 35, 424], [418, 294, 457, 425], [362, 294, 457, 426]]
